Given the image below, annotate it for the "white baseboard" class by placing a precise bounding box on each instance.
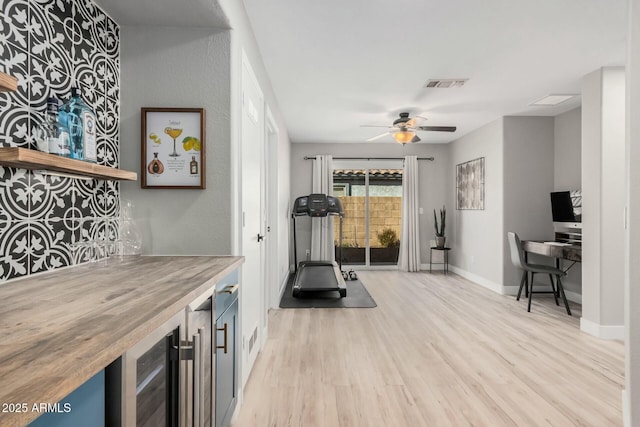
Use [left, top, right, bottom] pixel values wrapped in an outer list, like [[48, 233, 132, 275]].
[[447, 266, 505, 295], [623, 389, 630, 427], [563, 289, 582, 305], [580, 317, 625, 340], [279, 270, 289, 299], [420, 263, 444, 271], [438, 266, 584, 306], [503, 285, 582, 304]]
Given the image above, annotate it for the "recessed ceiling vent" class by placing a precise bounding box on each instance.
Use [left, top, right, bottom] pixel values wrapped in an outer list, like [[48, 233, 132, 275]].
[[424, 78, 468, 88]]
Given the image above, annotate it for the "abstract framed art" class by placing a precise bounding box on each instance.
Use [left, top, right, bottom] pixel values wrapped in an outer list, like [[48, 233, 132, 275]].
[[456, 157, 485, 210]]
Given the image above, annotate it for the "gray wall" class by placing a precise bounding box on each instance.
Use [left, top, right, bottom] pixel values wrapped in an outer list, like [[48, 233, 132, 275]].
[[554, 108, 582, 190], [503, 116, 556, 288], [448, 116, 556, 294], [120, 26, 232, 255], [290, 143, 450, 267], [449, 119, 504, 288], [554, 107, 583, 297]]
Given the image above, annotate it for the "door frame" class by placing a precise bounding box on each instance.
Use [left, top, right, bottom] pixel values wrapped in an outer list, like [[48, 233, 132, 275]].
[[265, 106, 281, 313], [333, 159, 403, 270], [240, 50, 265, 386]]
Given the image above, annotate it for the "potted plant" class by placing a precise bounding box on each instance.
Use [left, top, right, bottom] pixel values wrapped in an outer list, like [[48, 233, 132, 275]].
[[371, 228, 400, 264], [335, 240, 365, 264], [433, 205, 446, 248]]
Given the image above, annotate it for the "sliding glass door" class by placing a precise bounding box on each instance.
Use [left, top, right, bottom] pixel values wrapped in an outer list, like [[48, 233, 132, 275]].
[[333, 160, 403, 268]]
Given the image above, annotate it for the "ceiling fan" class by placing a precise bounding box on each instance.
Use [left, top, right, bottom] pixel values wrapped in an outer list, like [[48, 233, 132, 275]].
[[362, 112, 457, 144]]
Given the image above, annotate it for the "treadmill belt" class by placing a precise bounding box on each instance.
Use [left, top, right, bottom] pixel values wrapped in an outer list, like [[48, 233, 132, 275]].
[[297, 265, 339, 290]]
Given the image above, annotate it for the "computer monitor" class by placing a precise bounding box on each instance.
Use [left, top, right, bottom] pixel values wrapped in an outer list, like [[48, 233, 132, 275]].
[[550, 190, 582, 223]]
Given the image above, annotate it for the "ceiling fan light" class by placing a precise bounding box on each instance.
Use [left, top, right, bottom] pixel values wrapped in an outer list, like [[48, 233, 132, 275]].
[[393, 131, 415, 144]]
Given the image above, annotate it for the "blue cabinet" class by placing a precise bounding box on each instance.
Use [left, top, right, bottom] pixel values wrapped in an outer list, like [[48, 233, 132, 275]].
[[215, 271, 239, 427], [28, 370, 104, 427]]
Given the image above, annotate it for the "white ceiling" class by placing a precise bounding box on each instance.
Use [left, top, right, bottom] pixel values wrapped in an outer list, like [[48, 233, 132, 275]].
[[95, 0, 229, 28], [94, 0, 627, 145], [242, 0, 627, 144]]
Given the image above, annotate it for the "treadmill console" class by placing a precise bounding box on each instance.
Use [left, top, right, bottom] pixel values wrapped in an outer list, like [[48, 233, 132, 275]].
[[293, 194, 343, 217], [326, 196, 342, 214], [293, 196, 309, 214]]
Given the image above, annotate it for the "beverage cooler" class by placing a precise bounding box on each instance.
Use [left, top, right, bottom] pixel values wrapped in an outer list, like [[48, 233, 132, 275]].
[[106, 294, 215, 427]]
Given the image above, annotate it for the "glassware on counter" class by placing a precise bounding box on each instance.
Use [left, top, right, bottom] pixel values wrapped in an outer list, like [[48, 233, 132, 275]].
[[119, 199, 143, 256]]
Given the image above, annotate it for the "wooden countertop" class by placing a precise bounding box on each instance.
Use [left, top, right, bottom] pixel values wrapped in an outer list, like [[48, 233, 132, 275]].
[[0, 255, 244, 427]]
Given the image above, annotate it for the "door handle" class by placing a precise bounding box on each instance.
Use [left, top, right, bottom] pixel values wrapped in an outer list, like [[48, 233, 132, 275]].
[[217, 323, 228, 354], [218, 284, 239, 295], [257, 233, 265, 242]]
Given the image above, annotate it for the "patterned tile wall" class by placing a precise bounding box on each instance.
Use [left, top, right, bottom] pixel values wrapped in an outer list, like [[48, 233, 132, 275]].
[[0, 0, 120, 281]]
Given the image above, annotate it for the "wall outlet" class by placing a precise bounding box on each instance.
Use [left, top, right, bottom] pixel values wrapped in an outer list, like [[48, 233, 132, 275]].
[[305, 249, 310, 260], [471, 255, 475, 264], [419, 207, 424, 215]]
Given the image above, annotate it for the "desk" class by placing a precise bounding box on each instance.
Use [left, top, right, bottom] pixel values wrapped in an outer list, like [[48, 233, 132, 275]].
[[522, 240, 582, 263], [429, 247, 451, 273], [522, 240, 581, 279]]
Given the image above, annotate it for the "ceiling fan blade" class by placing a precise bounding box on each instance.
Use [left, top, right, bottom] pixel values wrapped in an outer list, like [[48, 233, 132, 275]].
[[366, 131, 392, 142], [416, 125, 457, 132], [411, 135, 421, 143], [405, 116, 427, 128]]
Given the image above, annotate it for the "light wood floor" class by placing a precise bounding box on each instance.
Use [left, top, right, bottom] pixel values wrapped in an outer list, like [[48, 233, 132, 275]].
[[233, 271, 624, 427]]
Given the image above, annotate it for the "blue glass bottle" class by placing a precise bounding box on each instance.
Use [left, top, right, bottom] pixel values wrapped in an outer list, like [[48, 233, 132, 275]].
[[61, 86, 97, 162]]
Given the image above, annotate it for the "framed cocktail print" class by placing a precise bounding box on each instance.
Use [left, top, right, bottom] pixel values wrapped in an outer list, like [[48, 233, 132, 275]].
[[141, 108, 206, 189]]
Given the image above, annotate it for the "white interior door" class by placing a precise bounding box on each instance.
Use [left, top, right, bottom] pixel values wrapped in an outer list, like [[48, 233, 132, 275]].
[[241, 53, 265, 384]]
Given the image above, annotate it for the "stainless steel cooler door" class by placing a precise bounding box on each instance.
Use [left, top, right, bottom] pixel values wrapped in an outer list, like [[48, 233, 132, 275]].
[[119, 311, 185, 427], [185, 297, 213, 427]]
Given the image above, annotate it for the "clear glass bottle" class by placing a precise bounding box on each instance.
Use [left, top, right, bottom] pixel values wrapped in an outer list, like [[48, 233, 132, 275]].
[[118, 200, 142, 256], [35, 97, 71, 157], [60, 86, 97, 162]]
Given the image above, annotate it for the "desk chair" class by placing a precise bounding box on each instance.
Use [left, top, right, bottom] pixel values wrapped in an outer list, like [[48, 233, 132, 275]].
[[507, 232, 571, 315]]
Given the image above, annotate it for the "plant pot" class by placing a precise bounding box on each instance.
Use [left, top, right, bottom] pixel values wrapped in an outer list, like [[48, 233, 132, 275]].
[[370, 247, 400, 264], [335, 246, 365, 264], [435, 236, 446, 249]]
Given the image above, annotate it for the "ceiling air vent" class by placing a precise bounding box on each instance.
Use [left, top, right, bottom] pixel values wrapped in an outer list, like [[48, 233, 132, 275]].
[[424, 78, 468, 88]]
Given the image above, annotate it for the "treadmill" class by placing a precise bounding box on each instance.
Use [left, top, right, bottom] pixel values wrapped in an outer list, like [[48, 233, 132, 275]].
[[291, 193, 347, 298]]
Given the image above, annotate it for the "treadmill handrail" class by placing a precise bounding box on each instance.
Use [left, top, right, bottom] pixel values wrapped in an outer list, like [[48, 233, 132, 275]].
[[291, 211, 344, 218]]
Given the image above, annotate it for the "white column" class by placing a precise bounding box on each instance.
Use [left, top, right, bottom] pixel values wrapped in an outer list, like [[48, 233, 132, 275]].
[[625, 1, 640, 425], [581, 67, 626, 339]]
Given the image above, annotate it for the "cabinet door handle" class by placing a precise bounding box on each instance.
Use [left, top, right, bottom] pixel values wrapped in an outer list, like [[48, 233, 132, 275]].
[[216, 323, 228, 354], [193, 332, 201, 427], [197, 327, 205, 427], [218, 284, 239, 295]]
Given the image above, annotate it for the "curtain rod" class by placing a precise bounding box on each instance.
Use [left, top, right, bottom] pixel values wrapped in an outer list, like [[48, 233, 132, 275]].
[[304, 156, 434, 161]]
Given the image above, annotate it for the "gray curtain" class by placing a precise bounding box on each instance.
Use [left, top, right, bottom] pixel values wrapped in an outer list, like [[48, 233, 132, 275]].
[[398, 156, 421, 271]]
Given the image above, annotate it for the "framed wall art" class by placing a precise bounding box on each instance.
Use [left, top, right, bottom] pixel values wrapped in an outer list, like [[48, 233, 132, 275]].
[[456, 157, 484, 210], [141, 108, 206, 189]]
